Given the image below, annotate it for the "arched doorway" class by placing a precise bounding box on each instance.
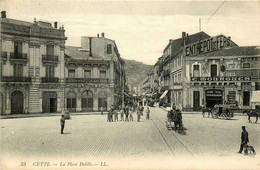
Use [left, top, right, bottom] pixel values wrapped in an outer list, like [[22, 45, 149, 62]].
[[98, 91, 107, 111], [67, 91, 76, 112], [11, 90, 24, 114], [0, 92, 4, 115], [42, 92, 57, 113], [81, 90, 93, 111]]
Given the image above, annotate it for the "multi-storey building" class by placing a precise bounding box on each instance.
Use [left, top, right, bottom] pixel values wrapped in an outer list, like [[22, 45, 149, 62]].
[[155, 30, 259, 111], [158, 32, 210, 106], [0, 11, 67, 114], [0, 12, 125, 114], [64, 34, 125, 112]]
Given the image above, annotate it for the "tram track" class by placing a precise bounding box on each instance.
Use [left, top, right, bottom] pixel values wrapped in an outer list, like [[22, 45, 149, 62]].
[[151, 109, 195, 157]]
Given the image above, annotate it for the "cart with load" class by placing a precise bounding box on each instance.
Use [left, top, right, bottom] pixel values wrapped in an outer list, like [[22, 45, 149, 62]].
[[211, 104, 234, 119], [165, 109, 183, 131]]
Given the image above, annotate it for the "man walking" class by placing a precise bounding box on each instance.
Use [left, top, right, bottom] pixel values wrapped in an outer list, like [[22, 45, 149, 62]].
[[114, 108, 118, 121], [129, 107, 134, 121], [238, 126, 249, 154], [60, 114, 66, 134], [146, 107, 150, 120], [120, 107, 124, 121]]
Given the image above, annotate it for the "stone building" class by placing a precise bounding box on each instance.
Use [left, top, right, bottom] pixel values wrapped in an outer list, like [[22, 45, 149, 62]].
[[0, 12, 125, 114], [64, 34, 125, 112], [0, 11, 67, 114]]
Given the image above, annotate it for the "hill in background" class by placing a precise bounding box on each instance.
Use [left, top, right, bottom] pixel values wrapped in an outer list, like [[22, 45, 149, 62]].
[[123, 59, 153, 92]]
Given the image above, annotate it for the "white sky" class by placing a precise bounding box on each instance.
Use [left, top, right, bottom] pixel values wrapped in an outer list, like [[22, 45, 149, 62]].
[[1, 0, 260, 65]]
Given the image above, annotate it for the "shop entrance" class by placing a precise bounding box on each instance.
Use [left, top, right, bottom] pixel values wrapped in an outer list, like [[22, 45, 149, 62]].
[[11, 90, 24, 114], [42, 92, 57, 113], [205, 89, 223, 108], [193, 91, 200, 111]]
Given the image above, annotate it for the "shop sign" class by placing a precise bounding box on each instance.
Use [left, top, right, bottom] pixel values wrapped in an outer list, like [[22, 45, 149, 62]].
[[191, 76, 251, 82], [185, 35, 231, 57], [205, 89, 223, 97], [227, 91, 236, 104]]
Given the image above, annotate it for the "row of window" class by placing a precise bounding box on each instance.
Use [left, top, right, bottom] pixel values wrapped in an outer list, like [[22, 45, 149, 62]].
[[13, 42, 55, 55], [68, 69, 107, 79]]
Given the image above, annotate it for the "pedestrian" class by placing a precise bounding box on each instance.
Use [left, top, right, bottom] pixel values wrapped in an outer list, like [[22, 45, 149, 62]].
[[137, 107, 141, 122], [107, 109, 111, 122], [114, 109, 118, 121], [120, 107, 124, 121], [129, 107, 134, 121], [110, 108, 114, 122], [101, 106, 103, 115], [146, 106, 150, 120], [60, 114, 66, 134], [238, 126, 249, 154], [125, 106, 129, 122], [140, 105, 144, 116]]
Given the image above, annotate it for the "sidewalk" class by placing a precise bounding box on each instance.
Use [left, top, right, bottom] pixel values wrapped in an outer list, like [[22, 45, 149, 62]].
[[0, 111, 107, 119]]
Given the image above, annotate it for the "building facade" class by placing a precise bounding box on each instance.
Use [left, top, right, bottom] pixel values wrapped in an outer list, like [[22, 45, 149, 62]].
[[64, 34, 125, 112], [0, 11, 67, 114], [155, 31, 259, 111], [0, 12, 125, 114]]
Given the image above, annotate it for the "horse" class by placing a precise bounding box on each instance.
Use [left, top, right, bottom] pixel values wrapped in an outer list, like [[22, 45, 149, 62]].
[[243, 110, 260, 123], [202, 106, 212, 118]]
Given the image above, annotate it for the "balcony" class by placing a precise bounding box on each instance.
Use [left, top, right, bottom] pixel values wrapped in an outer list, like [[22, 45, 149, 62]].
[[2, 76, 31, 82], [66, 78, 111, 83], [41, 77, 59, 83], [1, 52, 7, 60], [10, 52, 27, 61], [42, 55, 59, 63]]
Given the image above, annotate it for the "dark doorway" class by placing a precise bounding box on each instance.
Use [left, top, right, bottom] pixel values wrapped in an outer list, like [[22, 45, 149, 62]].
[[11, 90, 23, 114], [50, 98, 57, 112], [211, 64, 217, 77], [67, 91, 76, 112], [206, 96, 222, 108], [82, 91, 93, 111], [193, 91, 200, 111], [243, 91, 250, 106], [42, 92, 57, 113]]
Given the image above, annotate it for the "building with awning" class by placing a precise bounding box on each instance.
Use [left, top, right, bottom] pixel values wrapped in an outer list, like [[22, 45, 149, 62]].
[[160, 90, 169, 99]]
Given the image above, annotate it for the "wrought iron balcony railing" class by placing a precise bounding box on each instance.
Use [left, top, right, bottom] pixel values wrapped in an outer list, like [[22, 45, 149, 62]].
[[66, 78, 111, 83], [10, 52, 27, 60], [2, 76, 31, 82], [42, 55, 59, 62], [41, 77, 59, 83]]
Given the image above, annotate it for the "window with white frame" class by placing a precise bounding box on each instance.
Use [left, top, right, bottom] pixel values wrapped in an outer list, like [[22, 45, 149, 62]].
[[193, 65, 200, 77]]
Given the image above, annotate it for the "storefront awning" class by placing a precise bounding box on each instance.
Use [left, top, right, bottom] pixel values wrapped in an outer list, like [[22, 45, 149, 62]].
[[251, 91, 260, 104], [159, 90, 168, 99]]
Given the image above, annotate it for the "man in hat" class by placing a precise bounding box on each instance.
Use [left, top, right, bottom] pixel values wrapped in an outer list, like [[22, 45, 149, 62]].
[[60, 114, 66, 134], [238, 126, 249, 154]]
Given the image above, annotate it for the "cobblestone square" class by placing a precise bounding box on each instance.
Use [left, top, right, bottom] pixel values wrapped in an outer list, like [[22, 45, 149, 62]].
[[1, 107, 260, 169]]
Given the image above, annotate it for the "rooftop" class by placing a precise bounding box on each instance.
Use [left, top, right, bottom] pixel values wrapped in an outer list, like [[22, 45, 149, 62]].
[[204, 46, 260, 57]]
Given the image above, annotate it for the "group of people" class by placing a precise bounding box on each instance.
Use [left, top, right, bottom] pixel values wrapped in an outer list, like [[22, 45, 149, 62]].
[[106, 105, 150, 122]]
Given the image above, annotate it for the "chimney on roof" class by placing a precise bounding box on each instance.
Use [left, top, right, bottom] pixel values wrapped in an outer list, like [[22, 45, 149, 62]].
[[1, 11, 6, 19], [97, 34, 99, 37], [182, 32, 186, 46], [101, 32, 105, 37], [54, 22, 58, 28], [89, 37, 92, 57], [186, 33, 189, 44]]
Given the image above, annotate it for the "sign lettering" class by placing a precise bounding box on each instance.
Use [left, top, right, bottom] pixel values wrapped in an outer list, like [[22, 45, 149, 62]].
[[185, 35, 231, 57]]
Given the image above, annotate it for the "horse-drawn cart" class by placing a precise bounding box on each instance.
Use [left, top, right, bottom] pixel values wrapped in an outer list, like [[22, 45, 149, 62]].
[[166, 109, 183, 131], [211, 104, 234, 119]]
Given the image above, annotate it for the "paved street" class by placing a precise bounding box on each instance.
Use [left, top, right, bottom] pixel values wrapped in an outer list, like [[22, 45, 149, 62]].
[[1, 107, 260, 169]]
